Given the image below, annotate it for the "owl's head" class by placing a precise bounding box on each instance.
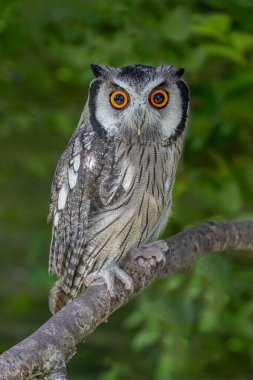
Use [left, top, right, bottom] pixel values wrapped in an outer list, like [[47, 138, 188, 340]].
[[88, 64, 189, 142]]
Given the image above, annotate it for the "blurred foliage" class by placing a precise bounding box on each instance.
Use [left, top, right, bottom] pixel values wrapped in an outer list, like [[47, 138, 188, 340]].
[[0, 0, 253, 379]]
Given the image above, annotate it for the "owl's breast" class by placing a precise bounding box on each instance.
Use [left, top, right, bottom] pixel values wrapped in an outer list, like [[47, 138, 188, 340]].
[[126, 142, 178, 203], [113, 141, 181, 244]]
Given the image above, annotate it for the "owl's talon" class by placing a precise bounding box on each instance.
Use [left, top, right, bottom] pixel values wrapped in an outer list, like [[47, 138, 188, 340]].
[[91, 263, 133, 296], [131, 240, 167, 268]]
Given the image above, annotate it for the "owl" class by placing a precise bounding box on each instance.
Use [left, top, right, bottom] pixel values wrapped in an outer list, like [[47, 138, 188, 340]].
[[48, 63, 189, 314]]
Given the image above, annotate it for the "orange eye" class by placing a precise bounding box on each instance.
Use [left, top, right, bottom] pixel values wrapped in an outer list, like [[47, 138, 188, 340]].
[[110, 90, 129, 109], [149, 89, 169, 108]]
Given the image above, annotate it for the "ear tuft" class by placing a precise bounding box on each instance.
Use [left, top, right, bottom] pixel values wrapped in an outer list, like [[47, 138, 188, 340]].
[[175, 67, 185, 78], [91, 64, 110, 78]]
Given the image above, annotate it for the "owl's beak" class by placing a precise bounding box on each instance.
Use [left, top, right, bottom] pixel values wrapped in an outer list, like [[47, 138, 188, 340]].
[[137, 125, 142, 136], [135, 107, 146, 135]]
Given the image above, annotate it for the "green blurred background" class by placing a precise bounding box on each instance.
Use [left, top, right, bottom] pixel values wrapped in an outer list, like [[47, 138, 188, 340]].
[[0, 0, 253, 379]]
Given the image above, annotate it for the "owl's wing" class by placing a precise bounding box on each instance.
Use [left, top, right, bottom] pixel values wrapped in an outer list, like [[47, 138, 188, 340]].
[[48, 129, 88, 278], [48, 130, 127, 294]]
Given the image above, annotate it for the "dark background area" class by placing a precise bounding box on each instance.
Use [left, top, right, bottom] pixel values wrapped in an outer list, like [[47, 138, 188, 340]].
[[0, 0, 253, 379]]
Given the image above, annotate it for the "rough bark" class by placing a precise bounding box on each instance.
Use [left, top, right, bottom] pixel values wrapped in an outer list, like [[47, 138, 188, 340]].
[[0, 220, 252, 380]]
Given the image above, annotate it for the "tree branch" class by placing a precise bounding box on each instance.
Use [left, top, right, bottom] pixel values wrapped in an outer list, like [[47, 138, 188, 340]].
[[0, 220, 252, 380]]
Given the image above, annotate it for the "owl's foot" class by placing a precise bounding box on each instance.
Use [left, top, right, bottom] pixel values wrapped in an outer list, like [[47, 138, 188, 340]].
[[86, 263, 133, 296], [131, 240, 168, 268]]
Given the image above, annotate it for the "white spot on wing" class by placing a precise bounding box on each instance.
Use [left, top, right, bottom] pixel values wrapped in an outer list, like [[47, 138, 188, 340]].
[[54, 211, 60, 227], [122, 164, 135, 191], [73, 153, 80, 172], [58, 184, 68, 210], [68, 166, 77, 189]]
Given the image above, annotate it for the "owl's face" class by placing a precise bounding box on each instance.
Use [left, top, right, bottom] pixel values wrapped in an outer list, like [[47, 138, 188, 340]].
[[88, 64, 189, 142]]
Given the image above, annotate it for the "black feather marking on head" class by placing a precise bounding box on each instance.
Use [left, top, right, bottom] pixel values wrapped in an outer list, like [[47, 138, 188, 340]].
[[118, 64, 156, 84], [91, 64, 110, 79], [170, 79, 189, 140], [175, 67, 185, 78], [88, 79, 108, 139]]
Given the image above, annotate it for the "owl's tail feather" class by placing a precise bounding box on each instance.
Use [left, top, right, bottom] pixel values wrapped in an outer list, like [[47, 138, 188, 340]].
[[49, 280, 73, 314]]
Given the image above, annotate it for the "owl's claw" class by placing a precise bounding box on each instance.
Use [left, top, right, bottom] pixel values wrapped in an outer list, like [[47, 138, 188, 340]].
[[87, 263, 133, 296], [131, 240, 168, 268]]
